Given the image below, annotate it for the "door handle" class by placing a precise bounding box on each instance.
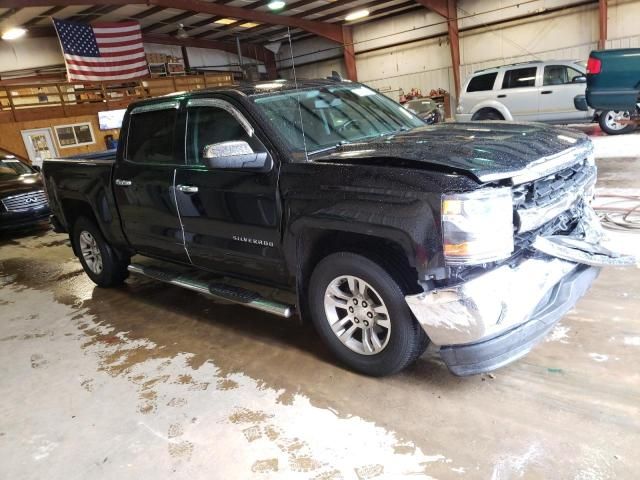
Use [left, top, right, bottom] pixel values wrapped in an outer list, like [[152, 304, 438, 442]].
[[177, 184, 199, 194], [541, 90, 553, 94], [115, 179, 132, 186], [497, 94, 507, 98]]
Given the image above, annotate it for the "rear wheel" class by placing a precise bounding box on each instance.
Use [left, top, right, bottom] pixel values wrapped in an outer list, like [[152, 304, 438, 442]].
[[73, 216, 129, 287], [472, 109, 504, 121], [308, 252, 428, 376], [599, 110, 637, 135]]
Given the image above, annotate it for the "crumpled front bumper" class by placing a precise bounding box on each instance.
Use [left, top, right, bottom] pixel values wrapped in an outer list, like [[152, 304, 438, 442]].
[[405, 206, 637, 376]]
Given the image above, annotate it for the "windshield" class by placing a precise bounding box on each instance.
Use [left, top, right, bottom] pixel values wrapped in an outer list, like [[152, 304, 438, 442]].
[[252, 85, 424, 154], [0, 157, 34, 180], [406, 99, 436, 113]]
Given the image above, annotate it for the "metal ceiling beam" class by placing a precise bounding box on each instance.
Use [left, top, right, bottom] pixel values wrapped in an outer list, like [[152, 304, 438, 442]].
[[414, 0, 460, 97], [287, 2, 419, 42], [142, 11, 197, 33], [233, 0, 379, 41], [598, 0, 607, 49], [246, 0, 405, 43], [0, 7, 22, 23], [23, 5, 66, 27], [5, 0, 345, 43]]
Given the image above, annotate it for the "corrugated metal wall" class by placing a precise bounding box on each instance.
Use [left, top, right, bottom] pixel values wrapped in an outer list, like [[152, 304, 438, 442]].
[[280, 0, 640, 106]]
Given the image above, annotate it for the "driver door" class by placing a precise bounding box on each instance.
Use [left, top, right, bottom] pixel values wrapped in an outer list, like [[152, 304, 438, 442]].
[[538, 64, 591, 123], [174, 98, 287, 284]]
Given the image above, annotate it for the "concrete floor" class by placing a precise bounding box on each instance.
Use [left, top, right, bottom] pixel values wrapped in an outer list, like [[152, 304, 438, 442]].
[[1, 156, 639, 479]]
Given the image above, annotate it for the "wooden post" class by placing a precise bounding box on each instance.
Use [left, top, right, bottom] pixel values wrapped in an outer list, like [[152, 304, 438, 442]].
[[55, 83, 68, 116], [598, 0, 607, 50], [5, 88, 17, 122], [100, 83, 109, 107]]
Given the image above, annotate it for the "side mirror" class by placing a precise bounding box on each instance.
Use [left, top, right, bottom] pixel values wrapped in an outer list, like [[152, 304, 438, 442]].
[[203, 140, 271, 171], [573, 76, 587, 83], [31, 165, 42, 172]]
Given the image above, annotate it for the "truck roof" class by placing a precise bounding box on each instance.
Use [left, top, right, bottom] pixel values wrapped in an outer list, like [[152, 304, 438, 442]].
[[130, 78, 352, 109]]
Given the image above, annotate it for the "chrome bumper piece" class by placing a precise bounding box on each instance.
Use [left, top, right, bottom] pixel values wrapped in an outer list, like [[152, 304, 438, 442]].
[[405, 256, 580, 346], [406, 206, 637, 348]]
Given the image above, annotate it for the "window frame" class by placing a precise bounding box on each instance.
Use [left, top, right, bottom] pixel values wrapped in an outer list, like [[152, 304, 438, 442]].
[[184, 98, 264, 168], [54, 122, 96, 149], [124, 101, 182, 166]]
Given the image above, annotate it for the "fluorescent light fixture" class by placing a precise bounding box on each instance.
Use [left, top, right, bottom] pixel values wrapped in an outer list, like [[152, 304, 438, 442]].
[[2, 27, 26, 40], [215, 18, 237, 25], [239, 22, 260, 28], [267, 1, 286, 10], [345, 9, 369, 21]]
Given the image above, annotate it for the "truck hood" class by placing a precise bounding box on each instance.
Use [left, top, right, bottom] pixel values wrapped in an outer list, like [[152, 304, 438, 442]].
[[312, 122, 592, 183]]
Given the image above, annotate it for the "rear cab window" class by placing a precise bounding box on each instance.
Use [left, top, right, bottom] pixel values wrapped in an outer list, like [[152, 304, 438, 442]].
[[466, 72, 498, 92], [501, 67, 538, 89]]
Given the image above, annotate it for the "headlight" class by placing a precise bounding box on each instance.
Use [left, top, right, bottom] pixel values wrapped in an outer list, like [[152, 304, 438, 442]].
[[442, 187, 514, 265]]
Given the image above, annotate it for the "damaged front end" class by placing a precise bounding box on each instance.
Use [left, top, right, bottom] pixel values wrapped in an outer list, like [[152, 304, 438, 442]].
[[406, 147, 637, 376]]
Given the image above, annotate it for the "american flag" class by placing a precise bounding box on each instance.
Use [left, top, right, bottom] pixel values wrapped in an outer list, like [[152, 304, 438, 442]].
[[53, 18, 149, 82]]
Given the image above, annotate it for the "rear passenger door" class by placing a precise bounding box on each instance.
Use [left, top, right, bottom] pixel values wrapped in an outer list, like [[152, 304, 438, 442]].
[[113, 101, 189, 263], [498, 66, 540, 120], [538, 64, 591, 123], [174, 97, 287, 284]]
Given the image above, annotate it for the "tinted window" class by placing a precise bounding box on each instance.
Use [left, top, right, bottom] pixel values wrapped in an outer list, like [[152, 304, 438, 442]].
[[543, 65, 584, 85], [502, 67, 537, 89], [127, 108, 178, 164], [186, 106, 263, 165], [466, 72, 498, 92]]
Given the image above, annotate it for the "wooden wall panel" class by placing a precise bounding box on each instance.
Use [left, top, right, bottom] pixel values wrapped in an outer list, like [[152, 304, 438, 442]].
[[0, 113, 120, 162]]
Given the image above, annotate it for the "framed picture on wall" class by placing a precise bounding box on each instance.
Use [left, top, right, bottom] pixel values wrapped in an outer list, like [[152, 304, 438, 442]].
[[54, 122, 95, 148]]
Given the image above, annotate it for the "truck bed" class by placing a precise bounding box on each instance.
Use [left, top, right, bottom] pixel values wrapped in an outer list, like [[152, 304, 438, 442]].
[[42, 155, 126, 246]]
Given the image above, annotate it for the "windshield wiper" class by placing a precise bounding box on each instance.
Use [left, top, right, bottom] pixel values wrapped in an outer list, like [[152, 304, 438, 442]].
[[308, 140, 350, 156]]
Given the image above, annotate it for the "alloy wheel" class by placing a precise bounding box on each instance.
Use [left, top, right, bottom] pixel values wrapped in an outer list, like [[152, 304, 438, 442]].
[[79, 231, 103, 275], [604, 111, 630, 131], [323, 275, 391, 355]]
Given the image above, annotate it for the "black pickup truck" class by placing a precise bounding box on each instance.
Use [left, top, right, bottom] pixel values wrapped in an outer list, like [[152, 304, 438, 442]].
[[43, 80, 634, 377]]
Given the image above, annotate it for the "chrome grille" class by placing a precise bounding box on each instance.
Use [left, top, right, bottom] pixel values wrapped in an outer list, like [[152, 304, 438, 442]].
[[1, 190, 48, 212], [512, 161, 596, 234]]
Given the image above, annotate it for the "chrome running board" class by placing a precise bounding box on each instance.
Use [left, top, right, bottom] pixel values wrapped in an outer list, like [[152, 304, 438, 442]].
[[127, 263, 294, 318]]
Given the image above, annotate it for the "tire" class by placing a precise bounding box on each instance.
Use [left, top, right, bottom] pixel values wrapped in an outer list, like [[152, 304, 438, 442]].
[[73, 216, 129, 287], [599, 110, 637, 135], [308, 252, 428, 376], [472, 109, 504, 121]]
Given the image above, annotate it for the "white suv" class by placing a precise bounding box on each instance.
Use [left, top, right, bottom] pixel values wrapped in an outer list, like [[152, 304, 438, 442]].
[[457, 60, 594, 124]]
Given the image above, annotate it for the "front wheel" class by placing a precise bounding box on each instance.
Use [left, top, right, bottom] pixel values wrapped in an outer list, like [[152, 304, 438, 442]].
[[308, 252, 428, 376], [73, 216, 129, 287], [599, 110, 637, 135]]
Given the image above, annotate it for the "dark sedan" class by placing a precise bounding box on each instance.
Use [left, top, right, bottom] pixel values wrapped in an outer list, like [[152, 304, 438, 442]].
[[0, 151, 50, 230], [403, 98, 444, 124]]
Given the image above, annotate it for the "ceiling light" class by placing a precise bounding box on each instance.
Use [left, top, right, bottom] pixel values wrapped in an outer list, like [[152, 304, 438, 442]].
[[176, 24, 188, 39], [215, 18, 237, 25], [2, 27, 26, 41], [239, 22, 260, 28], [267, 1, 286, 10], [345, 9, 369, 21]]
